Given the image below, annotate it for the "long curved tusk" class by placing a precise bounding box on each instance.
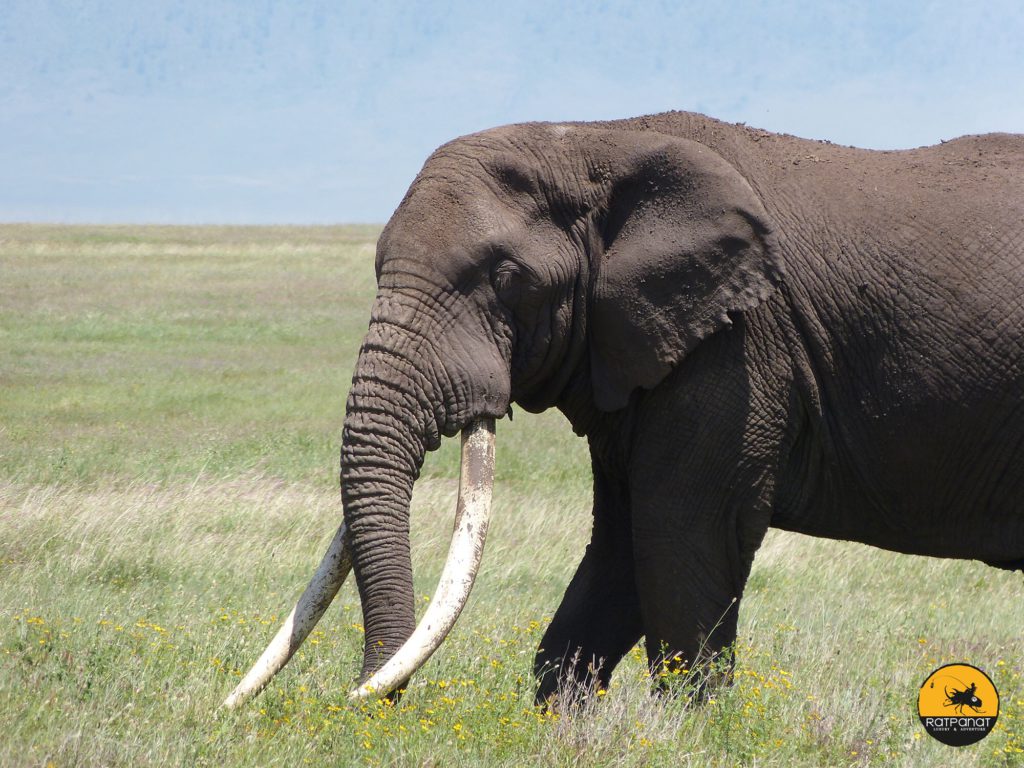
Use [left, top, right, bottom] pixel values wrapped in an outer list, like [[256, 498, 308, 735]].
[[350, 417, 496, 700], [221, 521, 352, 709]]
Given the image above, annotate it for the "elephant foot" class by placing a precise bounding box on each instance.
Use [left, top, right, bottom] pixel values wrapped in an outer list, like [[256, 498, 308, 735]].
[[533, 649, 611, 711], [650, 645, 736, 705]]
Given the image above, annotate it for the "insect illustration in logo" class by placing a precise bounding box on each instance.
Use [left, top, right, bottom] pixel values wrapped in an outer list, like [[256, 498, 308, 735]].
[[932, 677, 984, 714]]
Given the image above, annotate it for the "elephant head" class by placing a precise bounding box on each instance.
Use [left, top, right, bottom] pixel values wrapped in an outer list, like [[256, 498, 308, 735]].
[[223, 122, 782, 707]]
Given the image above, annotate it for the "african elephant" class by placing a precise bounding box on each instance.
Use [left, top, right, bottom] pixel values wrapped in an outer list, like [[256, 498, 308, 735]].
[[223, 111, 1024, 709]]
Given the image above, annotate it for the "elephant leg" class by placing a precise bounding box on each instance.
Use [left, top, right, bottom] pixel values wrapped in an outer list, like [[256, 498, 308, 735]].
[[630, 444, 776, 698], [627, 333, 782, 698], [633, 519, 755, 697], [533, 466, 643, 706]]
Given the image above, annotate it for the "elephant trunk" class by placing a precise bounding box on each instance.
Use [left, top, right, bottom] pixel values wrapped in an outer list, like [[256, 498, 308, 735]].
[[340, 344, 438, 681], [221, 341, 431, 709], [349, 418, 493, 699], [341, 344, 497, 695], [223, 305, 502, 708]]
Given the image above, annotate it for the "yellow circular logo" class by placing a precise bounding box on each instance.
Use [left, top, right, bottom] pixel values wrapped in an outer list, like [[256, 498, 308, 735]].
[[918, 663, 999, 747]]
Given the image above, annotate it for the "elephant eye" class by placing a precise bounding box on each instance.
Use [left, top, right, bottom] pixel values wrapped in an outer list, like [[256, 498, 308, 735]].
[[492, 263, 522, 303]]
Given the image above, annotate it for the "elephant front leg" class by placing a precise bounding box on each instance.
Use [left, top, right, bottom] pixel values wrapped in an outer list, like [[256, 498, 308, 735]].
[[633, 521, 752, 698], [533, 468, 643, 707], [625, 324, 786, 699]]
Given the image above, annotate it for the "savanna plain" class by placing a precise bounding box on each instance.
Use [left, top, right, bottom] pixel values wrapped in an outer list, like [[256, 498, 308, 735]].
[[1, 224, 1022, 767]]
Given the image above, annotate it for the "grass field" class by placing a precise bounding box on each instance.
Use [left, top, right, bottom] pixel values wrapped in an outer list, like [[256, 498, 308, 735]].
[[1, 224, 1021, 766]]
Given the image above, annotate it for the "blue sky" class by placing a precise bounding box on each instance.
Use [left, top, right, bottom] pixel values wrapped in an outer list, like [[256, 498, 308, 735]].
[[2, 1, 1022, 224]]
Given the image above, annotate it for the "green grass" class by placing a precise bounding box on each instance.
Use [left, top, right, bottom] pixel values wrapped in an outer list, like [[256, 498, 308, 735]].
[[1, 224, 1021, 766]]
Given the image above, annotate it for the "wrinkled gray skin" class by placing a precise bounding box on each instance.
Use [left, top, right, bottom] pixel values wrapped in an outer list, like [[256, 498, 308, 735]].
[[340, 111, 1024, 702]]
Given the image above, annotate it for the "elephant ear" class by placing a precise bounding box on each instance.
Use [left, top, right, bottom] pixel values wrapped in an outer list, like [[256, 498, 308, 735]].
[[589, 133, 783, 411]]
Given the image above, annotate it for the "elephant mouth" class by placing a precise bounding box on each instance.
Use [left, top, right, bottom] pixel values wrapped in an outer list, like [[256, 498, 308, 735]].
[[221, 418, 496, 708]]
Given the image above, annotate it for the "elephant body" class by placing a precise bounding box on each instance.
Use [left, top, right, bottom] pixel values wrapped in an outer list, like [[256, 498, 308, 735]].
[[712, 124, 1024, 562], [532, 116, 1024, 696], [610, 115, 1024, 559], [329, 112, 1024, 702]]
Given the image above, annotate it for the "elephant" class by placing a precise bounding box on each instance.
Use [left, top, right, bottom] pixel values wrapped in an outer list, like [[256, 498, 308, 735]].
[[223, 110, 1024, 709]]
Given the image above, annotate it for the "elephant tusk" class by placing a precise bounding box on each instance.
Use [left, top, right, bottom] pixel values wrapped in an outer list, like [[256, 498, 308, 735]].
[[221, 521, 352, 709], [349, 417, 495, 700]]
